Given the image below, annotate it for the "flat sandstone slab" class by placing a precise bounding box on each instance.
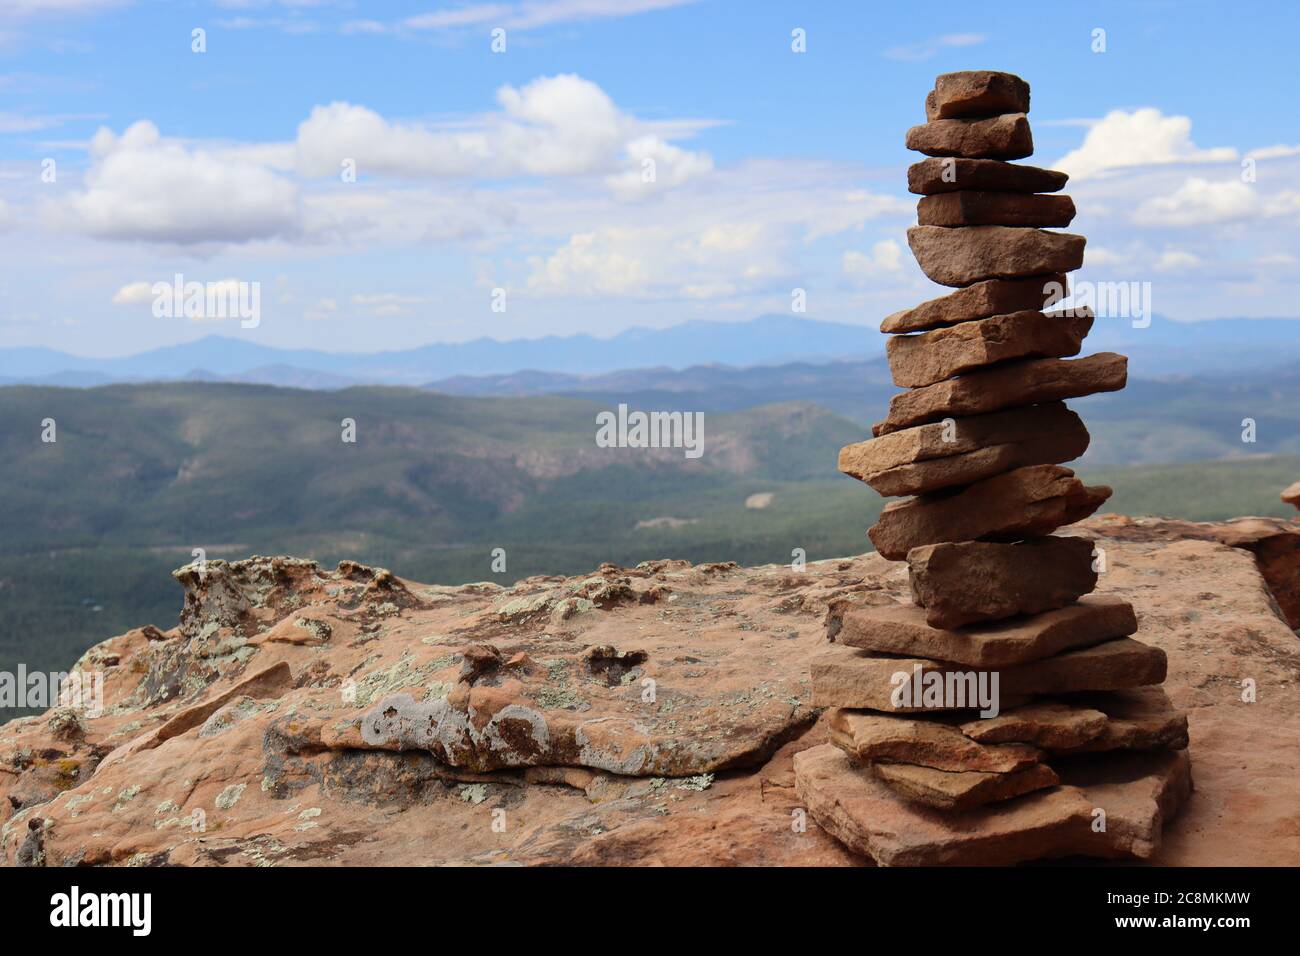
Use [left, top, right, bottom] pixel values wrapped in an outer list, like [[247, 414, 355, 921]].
[[872, 760, 1059, 812], [810, 636, 1166, 712], [918, 191, 1076, 228], [931, 70, 1031, 119], [828, 708, 1042, 773], [867, 464, 1111, 560], [908, 157, 1068, 196], [906, 113, 1032, 160], [908, 225, 1085, 287], [964, 687, 1189, 754], [832, 594, 1136, 668], [839, 402, 1088, 497], [794, 744, 1192, 865], [874, 352, 1128, 435], [881, 274, 1067, 334], [961, 700, 1109, 750], [886, 308, 1093, 387], [908, 536, 1099, 628]]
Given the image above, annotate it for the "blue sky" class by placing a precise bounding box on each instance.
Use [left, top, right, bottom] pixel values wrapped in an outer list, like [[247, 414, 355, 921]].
[[2, 0, 1299, 357]]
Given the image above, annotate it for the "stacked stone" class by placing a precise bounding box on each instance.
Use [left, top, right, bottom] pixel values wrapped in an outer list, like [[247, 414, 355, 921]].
[[794, 72, 1192, 866]]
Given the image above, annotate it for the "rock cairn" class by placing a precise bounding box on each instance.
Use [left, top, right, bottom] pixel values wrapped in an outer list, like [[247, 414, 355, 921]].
[[794, 71, 1192, 866]]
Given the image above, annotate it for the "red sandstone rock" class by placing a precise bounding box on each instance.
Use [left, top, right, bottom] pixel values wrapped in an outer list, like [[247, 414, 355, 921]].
[[907, 536, 1099, 628], [1, 517, 1297, 866], [908, 157, 1068, 195], [960, 699, 1109, 750], [872, 760, 1058, 811], [932, 70, 1031, 119], [918, 191, 1076, 227], [795, 743, 1192, 865], [839, 402, 1089, 497], [1282, 481, 1300, 509], [832, 594, 1135, 668], [827, 708, 1042, 773], [810, 636, 1167, 712], [908, 225, 1085, 287], [906, 113, 1033, 160], [886, 308, 1093, 387], [964, 687, 1189, 754], [873, 353, 1128, 434], [881, 274, 1068, 334], [867, 464, 1112, 560]]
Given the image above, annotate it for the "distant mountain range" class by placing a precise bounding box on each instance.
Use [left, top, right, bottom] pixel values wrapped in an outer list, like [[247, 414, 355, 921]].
[[4, 376, 1299, 695], [0, 314, 872, 388], [4, 313, 1300, 389]]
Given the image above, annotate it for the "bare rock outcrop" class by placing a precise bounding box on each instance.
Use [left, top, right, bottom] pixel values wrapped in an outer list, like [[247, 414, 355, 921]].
[[0, 512, 1297, 866]]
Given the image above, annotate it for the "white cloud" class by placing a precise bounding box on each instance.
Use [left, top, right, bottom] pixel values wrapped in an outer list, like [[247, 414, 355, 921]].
[[111, 280, 153, 305], [0, 111, 103, 133], [1135, 177, 1260, 226], [56, 120, 301, 244], [526, 220, 780, 300], [518, 158, 908, 303], [527, 230, 653, 296], [607, 135, 713, 201], [527, 222, 777, 299], [0, 0, 126, 18], [1055, 108, 1236, 181], [294, 74, 711, 195], [1246, 144, 1300, 161], [1154, 249, 1204, 273], [1081, 246, 1123, 268], [883, 32, 986, 62], [404, 4, 512, 29], [1134, 176, 1300, 227], [843, 240, 904, 281], [404, 0, 698, 31]]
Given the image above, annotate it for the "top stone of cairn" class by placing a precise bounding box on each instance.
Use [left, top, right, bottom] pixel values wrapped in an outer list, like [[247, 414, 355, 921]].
[[925, 70, 1031, 120]]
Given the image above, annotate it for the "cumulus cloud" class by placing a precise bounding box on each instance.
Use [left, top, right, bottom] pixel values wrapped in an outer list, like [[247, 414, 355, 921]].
[[294, 74, 711, 194], [1135, 177, 1260, 226], [522, 158, 910, 301], [843, 240, 904, 281], [111, 280, 153, 305], [526, 219, 781, 300], [527, 230, 653, 297], [607, 136, 714, 200], [1055, 108, 1236, 181], [1134, 176, 1300, 226], [58, 121, 301, 244]]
